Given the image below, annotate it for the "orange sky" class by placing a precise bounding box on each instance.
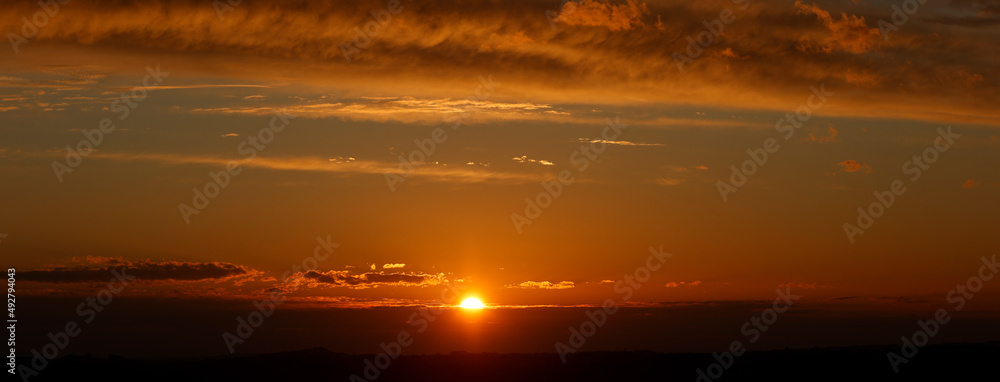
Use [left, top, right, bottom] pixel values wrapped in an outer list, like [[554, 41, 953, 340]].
[[2, 0, 999, 322]]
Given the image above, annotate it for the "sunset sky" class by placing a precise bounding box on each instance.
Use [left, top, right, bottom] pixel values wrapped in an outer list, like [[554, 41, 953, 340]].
[[3, 0, 999, 358]]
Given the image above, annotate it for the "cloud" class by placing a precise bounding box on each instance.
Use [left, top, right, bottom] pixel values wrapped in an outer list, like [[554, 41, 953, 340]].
[[962, 179, 980, 188], [794, 1, 881, 54], [512, 155, 555, 166], [575, 138, 665, 147], [298, 270, 446, 289], [664, 280, 702, 287], [837, 160, 872, 173], [383, 263, 406, 269], [553, 0, 650, 31], [51, 151, 552, 185], [1, 0, 998, 127], [19, 257, 258, 283], [188, 97, 569, 125], [220, 133, 239, 137], [106, 84, 269, 93], [808, 125, 840, 143], [506, 281, 576, 289]]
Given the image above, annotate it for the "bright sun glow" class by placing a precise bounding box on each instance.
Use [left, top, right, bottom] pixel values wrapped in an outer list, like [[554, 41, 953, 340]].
[[459, 298, 485, 309]]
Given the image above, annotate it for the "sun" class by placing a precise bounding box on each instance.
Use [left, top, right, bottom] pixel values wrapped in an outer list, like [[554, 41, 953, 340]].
[[459, 297, 485, 309]]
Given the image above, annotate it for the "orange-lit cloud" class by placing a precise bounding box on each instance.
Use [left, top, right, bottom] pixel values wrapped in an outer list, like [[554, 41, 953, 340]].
[[837, 160, 872, 173], [512, 155, 555, 166], [793, 1, 881, 54], [809, 125, 840, 143], [188, 97, 571, 125], [553, 0, 650, 31], [1, 0, 996, 126], [57, 151, 554, 184], [665, 280, 702, 287], [298, 270, 447, 289], [506, 281, 576, 290], [575, 138, 665, 147]]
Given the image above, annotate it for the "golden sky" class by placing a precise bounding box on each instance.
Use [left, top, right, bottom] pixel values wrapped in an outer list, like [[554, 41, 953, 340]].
[[2, 0, 999, 317]]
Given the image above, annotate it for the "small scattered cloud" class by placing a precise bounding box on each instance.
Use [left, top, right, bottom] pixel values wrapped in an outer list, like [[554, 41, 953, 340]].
[[962, 179, 980, 189], [665, 280, 702, 287], [512, 155, 555, 165], [794, 1, 881, 54], [383, 263, 406, 269], [328, 156, 356, 163], [553, 0, 650, 31], [506, 281, 575, 290], [717, 48, 746, 60], [808, 125, 840, 143], [957, 71, 985, 86], [837, 160, 872, 174], [221, 133, 239, 137]]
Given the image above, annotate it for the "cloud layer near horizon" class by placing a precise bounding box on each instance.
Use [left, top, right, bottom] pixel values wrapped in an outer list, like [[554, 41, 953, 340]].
[[19, 256, 258, 283]]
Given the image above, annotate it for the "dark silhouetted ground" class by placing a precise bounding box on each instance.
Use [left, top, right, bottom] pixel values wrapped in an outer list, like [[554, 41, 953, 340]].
[[17, 342, 999, 381]]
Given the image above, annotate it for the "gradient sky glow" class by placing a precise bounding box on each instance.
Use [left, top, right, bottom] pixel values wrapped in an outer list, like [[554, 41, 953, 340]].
[[2, 0, 1000, 356]]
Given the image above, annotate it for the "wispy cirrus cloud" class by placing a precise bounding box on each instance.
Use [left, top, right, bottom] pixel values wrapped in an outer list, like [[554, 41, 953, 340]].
[[575, 138, 665, 147], [1, 0, 996, 126], [40, 151, 553, 184], [188, 97, 569, 125]]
